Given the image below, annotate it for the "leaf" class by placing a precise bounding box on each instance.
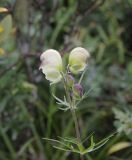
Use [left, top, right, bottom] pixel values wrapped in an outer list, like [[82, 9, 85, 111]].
[[83, 135, 95, 154], [76, 86, 96, 107], [42, 138, 70, 149], [95, 133, 115, 147], [0, 15, 12, 44], [54, 145, 83, 154], [18, 138, 34, 155], [52, 94, 70, 108], [58, 136, 79, 145], [43, 134, 115, 155], [58, 136, 85, 152], [53, 146, 71, 152], [91, 139, 109, 152], [0, 95, 11, 112], [82, 132, 95, 143], [108, 142, 132, 155], [91, 133, 116, 152]]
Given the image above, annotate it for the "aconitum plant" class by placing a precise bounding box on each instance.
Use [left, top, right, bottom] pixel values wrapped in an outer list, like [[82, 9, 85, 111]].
[[39, 47, 114, 160]]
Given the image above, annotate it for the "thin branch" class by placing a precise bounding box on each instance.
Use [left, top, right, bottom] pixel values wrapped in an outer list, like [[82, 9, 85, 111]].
[[82, 0, 106, 17]]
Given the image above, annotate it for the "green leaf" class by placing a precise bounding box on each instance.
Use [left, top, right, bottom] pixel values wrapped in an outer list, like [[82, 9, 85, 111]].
[[91, 133, 116, 152], [58, 136, 85, 152], [58, 136, 79, 145], [91, 139, 109, 152], [0, 15, 12, 44], [83, 135, 95, 154], [42, 137, 70, 149], [18, 138, 34, 156], [53, 146, 71, 152], [76, 85, 96, 107], [82, 132, 95, 143], [52, 94, 70, 111]]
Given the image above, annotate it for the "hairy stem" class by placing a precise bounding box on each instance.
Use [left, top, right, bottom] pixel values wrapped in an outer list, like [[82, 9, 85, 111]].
[[61, 71, 84, 160], [71, 108, 84, 160], [71, 108, 81, 141], [62, 74, 84, 160]]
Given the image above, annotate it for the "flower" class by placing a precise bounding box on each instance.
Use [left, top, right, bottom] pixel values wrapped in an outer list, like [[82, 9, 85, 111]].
[[73, 83, 83, 99], [0, 7, 8, 13], [69, 47, 90, 74], [39, 49, 63, 84]]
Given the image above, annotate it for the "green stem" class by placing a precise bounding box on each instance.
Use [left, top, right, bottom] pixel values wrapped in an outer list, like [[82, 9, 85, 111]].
[[71, 108, 84, 160], [61, 72, 84, 160], [71, 108, 81, 142], [78, 67, 87, 84], [86, 154, 92, 160]]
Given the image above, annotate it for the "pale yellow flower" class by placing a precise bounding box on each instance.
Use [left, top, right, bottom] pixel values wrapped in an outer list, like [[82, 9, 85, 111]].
[[0, 7, 8, 13], [69, 47, 90, 74], [39, 49, 63, 84]]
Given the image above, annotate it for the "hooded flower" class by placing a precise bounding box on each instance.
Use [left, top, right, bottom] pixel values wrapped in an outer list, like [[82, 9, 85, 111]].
[[39, 49, 63, 84], [69, 47, 90, 74]]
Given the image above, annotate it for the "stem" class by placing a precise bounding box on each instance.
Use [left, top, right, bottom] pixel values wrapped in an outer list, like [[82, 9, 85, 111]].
[[78, 67, 87, 84], [86, 154, 92, 160], [71, 108, 84, 160], [61, 71, 84, 160], [71, 108, 81, 141]]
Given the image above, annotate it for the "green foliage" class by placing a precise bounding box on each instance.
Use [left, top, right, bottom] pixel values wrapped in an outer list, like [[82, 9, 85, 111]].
[[0, 15, 12, 43], [113, 107, 132, 140], [43, 133, 115, 155]]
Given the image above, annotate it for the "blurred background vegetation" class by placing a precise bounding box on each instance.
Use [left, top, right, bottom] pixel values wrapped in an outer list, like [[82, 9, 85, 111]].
[[0, 0, 132, 160]]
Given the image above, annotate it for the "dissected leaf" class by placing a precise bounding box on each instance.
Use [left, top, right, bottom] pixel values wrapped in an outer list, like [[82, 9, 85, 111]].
[[83, 135, 95, 154], [58, 136, 79, 145], [43, 133, 115, 155], [53, 146, 71, 152], [52, 94, 70, 109], [42, 138, 70, 149]]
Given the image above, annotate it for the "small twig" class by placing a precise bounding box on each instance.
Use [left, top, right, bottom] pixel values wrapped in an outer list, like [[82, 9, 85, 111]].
[[0, 61, 19, 77], [82, 0, 106, 17], [61, 0, 106, 54]]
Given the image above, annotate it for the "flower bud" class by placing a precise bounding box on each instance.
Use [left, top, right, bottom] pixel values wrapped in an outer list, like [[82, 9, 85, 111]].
[[73, 83, 83, 99], [39, 49, 63, 84], [69, 47, 90, 74], [67, 74, 74, 88]]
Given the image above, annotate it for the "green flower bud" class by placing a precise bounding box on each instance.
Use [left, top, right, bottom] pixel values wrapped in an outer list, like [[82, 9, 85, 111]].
[[67, 74, 74, 88], [73, 83, 83, 100]]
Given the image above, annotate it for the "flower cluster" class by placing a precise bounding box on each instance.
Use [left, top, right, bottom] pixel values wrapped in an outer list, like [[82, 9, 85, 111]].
[[39, 47, 90, 101], [40, 47, 114, 155], [39, 47, 90, 84]]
